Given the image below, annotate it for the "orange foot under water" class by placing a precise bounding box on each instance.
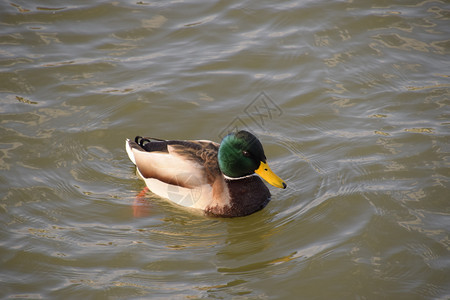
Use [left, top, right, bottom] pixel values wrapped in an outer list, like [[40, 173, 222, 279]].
[[132, 187, 151, 217]]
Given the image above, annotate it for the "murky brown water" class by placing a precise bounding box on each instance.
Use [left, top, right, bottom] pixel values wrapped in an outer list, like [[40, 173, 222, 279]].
[[1, 0, 449, 299]]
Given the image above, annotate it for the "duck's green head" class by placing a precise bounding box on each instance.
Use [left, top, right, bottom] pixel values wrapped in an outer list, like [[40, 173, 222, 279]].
[[218, 130, 287, 189]]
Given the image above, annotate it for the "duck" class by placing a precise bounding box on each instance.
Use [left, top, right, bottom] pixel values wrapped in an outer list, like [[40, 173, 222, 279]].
[[125, 130, 286, 217]]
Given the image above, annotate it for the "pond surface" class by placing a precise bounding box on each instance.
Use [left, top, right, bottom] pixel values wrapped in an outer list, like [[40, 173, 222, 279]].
[[1, 0, 449, 299]]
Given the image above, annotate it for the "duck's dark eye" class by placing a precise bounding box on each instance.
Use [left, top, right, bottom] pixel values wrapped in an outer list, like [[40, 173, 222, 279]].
[[242, 150, 250, 157]]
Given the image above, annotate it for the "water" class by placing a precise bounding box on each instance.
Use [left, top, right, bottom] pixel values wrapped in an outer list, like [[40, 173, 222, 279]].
[[1, 0, 449, 299]]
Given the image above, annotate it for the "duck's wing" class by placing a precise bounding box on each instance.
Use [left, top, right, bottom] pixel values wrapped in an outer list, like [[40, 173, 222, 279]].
[[126, 137, 221, 189]]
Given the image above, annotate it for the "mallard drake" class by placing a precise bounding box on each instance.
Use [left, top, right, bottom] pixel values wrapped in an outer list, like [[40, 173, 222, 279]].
[[125, 130, 286, 217]]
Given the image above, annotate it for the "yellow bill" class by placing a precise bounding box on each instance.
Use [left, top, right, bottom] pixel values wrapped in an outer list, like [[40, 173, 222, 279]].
[[255, 161, 287, 189]]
